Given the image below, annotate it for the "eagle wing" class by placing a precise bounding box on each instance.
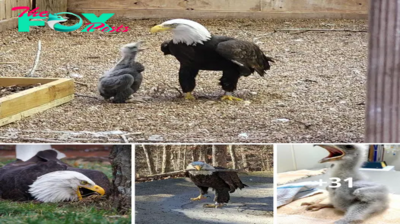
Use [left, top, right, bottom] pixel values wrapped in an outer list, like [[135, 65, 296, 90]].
[[215, 167, 247, 193], [215, 39, 274, 76]]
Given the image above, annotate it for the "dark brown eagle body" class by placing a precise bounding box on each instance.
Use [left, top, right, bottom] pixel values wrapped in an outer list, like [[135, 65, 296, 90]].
[[185, 166, 247, 204], [161, 35, 273, 93], [0, 150, 111, 201]]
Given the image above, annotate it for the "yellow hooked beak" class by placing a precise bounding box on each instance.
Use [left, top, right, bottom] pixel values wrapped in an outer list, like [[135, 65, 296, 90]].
[[194, 165, 202, 171], [76, 185, 106, 201], [150, 24, 172, 33]]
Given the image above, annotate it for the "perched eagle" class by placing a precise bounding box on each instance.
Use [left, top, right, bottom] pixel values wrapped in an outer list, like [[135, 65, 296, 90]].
[[151, 19, 274, 101], [185, 161, 247, 208], [0, 150, 110, 202]]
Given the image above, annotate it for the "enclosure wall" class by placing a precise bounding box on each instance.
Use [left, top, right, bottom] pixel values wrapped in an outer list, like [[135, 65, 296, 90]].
[[0, 0, 30, 32], [68, 0, 368, 19]]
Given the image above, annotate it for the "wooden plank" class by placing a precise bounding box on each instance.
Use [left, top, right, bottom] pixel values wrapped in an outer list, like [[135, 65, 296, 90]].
[[0, 17, 18, 32], [0, 0, 5, 21], [366, 0, 400, 142], [0, 79, 74, 119], [0, 95, 74, 127], [68, 8, 368, 20], [5, 0, 11, 19], [35, 0, 68, 13], [68, 0, 187, 10], [11, 0, 15, 17], [187, 0, 262, 12], [261, 0, 368, 12], [0, 77, 59, 87], [67, 0, 368, 12]]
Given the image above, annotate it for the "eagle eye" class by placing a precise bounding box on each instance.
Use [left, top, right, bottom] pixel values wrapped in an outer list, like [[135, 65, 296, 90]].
[[80, 180, 88, 185]]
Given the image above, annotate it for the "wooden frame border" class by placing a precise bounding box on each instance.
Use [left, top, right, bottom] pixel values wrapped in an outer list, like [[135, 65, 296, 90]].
[[0, 77, 74, 126]]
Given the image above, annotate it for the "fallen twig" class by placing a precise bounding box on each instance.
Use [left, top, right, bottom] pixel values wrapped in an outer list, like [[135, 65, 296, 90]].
[[26, 40, 42, 77], [19, 138, 66, 143], [120, 134, 129, 143], [0, 62, 19, 64], [75, 81, 89, 87], [0, 49, 13, 56], [141, 170, 186, 179], [75, 93, 99, 100], [86, 56, 101, 59], [274, 28, 367, 34]]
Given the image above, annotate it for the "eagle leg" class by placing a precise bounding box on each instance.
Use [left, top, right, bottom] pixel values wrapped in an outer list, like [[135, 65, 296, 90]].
[[301, 202, 334, 211], [190, 194, 207, 201], [220, 70, 242, 101], [184, 92, 196, 100], [203, 203, 225, 208], [179, 66, 199, 100]]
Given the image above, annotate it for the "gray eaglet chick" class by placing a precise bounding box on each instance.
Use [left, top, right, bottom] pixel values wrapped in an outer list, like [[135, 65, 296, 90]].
[[302, 145, 389, 224], [98, 41, 145, 103]]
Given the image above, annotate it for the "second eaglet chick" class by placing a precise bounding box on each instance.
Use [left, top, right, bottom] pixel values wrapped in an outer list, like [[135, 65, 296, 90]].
[[302, 145, 389, 224], [98, 41, 145, 103]]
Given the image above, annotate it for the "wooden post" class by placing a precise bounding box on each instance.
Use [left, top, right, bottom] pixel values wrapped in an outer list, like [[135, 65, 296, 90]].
[[366, 0, 400, 142]]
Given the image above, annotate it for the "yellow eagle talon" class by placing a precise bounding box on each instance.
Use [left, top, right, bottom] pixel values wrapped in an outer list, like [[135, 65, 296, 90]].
[[221, 95, 243, 101], [190, 194, 207, 201], [184, 92, 196, 100], [203, 203, 224, 208]]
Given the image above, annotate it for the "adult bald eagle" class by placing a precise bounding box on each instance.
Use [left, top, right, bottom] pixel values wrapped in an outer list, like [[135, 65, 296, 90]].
[[185, 161, 247, 208], [151, 19, 274, 101], [0, 150, 109, 202]]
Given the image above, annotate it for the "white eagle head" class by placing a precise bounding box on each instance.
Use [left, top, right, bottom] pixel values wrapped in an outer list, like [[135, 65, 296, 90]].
[[150, 19, 211, 45], [29, 171, 106, 203], [186, 161, 215, 176]]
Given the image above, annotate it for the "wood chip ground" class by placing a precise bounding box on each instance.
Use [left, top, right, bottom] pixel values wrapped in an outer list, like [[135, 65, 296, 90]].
[[0, 19, 367, 143]]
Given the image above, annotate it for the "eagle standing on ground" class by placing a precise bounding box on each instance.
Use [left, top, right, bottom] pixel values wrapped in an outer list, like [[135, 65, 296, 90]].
[[0, 150, 110, 202], [151, 19, 274, 101], [185, 161, 247, 208], [98, 41, 145, 103]]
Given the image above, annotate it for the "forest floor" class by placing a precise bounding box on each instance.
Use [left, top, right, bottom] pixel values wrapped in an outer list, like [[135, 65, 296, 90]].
[[0, 158, 129, 224], [135, 172, 273, 224], [0, 18, 367, 143]]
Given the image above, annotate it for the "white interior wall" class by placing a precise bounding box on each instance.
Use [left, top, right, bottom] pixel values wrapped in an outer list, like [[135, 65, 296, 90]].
[[277, 145, 330, 173]]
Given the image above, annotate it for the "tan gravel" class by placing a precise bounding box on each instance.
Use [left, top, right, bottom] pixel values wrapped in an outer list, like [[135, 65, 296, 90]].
[[0, 18, 368, 143]]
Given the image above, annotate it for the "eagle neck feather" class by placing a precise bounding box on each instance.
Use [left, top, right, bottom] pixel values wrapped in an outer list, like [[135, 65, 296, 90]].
[[189, 170, 214, 176]]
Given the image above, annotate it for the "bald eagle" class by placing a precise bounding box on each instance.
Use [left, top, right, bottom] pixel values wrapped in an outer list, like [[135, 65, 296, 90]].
[[185, 161, 247, 208], [151, 19, 274, 101], [0, 150, 109, 202]]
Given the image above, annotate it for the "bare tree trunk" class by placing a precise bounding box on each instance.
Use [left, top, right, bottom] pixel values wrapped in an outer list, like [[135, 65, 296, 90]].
[[212, 145, 227, 167], [183, 146, 187, 169], [205, 146, 212, 164], [229, 145, 238, 169], [171, 150, 176, 171], [155, 148, 160, 173], [177, 147, 182, 170], [261, 147, 267, 171], [265, 147, 271, 171], [142, 145, 155, 175], [199, 145, 207, 162], [241, 148, 249, 171], [191, 146, 199, 162], [109, 145, 131, 214], [162, 145, 171, 174], [199, 147, 203, 161]]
